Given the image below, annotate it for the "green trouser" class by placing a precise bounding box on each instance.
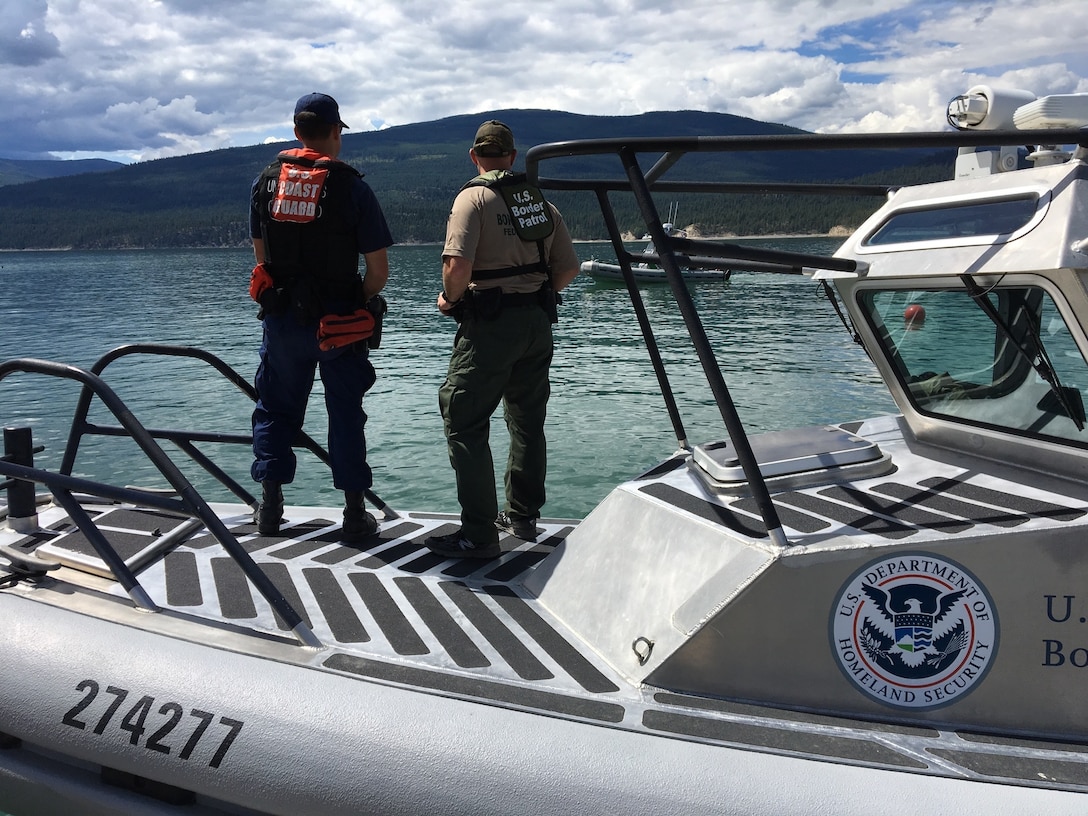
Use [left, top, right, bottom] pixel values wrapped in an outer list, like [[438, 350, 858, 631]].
[[438, 304, 553, 545]]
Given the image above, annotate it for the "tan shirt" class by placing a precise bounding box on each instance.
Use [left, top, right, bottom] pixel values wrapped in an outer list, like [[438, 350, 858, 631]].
[[443, 183, 580, 294]]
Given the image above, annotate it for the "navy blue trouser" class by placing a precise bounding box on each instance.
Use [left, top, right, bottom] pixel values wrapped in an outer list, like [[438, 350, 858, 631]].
[[251, 310, 376, 492]]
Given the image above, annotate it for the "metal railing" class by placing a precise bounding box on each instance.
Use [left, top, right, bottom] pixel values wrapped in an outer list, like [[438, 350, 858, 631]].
[[0, 344, 395, 648], [525, 127, 1088, 548]]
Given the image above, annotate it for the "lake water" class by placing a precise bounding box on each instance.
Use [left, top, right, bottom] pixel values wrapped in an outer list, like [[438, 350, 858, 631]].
[[0, 240, 896, 520]]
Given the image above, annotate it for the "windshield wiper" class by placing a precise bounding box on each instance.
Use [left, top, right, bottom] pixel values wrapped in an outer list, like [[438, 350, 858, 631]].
[[959, 275, 1085, 431]]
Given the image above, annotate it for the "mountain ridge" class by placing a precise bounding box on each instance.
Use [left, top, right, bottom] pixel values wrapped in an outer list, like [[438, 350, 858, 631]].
[[0, 109, 946, 249], [0, 157, 123, 187]]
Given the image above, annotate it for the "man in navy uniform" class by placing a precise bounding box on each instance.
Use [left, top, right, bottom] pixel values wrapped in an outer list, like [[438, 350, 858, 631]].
[[249, 92, 393, 541]]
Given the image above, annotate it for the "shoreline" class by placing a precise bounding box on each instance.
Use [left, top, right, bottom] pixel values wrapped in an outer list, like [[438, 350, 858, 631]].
[[0, 234, 844, 253], [575, 232, 838, 243]]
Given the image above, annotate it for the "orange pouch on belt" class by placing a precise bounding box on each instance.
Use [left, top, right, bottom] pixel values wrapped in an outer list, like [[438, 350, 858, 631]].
[[249, 263, 274, 302], [317, 309, 376, 351]]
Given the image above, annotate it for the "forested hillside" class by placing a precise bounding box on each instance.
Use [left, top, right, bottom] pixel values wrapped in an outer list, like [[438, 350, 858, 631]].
[[0, 110, 951, 249], [0, 157, 122, 188]]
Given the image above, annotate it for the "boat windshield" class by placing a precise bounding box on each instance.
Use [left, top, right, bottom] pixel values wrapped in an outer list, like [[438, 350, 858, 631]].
[[860, 284, 1088, 445]]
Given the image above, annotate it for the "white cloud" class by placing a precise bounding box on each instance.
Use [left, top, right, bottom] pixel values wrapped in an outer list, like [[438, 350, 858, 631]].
[[2, 0, 1086, 161]]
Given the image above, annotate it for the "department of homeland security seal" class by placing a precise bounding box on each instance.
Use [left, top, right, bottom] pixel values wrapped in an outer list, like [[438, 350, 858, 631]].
[[830, 552, 998, 709]]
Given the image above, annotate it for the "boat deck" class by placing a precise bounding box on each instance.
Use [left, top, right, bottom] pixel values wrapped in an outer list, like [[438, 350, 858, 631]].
[[6, 416, 1088, 795]]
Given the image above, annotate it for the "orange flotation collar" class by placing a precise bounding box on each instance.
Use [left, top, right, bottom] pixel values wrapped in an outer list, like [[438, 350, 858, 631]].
[[317, 309, 376, 351]]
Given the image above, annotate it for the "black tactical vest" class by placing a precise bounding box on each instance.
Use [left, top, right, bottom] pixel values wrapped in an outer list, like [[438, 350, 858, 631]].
[[256, 149, 363, 305]]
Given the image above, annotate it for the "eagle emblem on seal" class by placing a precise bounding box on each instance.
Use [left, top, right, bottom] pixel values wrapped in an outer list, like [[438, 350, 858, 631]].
[[859, 583, 970, 676]]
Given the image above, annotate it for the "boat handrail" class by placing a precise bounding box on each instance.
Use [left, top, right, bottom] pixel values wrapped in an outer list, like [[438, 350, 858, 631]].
[[0, 353, 323, 648], [524, 126, 1088, 550], [528, 129, 1088, 274], [57, 343, 392, 519], [526, 127, 1088, 173]]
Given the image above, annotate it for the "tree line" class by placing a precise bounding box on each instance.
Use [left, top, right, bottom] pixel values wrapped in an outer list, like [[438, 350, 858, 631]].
[[0, 109, 952, 250]]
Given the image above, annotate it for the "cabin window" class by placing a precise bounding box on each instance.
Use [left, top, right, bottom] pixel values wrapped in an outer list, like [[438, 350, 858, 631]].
[[864, 195, 1039, 245], [860, 285, 1088, 445]]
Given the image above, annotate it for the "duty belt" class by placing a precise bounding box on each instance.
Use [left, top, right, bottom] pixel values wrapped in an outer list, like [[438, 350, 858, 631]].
[[500, 290, 541, 307]]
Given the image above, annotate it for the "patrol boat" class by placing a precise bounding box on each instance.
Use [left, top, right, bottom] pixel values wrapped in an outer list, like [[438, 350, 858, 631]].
[[4, 85, 1088, 815], [581, 206, 733, 281]]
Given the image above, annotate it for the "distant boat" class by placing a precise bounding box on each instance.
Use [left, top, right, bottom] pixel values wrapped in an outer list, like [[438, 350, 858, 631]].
[[582, 204, 731, 282], [580, 258, 732, 282]]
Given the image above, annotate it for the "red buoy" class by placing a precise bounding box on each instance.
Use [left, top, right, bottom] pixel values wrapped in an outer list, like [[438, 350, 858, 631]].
[[904, 304, 926, 328]]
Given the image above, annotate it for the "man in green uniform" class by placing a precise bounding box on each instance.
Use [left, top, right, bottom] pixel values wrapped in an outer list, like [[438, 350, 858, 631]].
[[425, 121, 580, 559]]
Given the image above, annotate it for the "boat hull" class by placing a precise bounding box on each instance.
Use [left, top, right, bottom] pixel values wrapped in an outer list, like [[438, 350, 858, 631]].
[[4, 591, 1088, 816], [580, 259, 730, 282]]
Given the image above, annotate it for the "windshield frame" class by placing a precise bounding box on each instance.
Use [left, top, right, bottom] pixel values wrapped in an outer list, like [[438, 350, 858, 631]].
[[854, 275, 1088, 449]]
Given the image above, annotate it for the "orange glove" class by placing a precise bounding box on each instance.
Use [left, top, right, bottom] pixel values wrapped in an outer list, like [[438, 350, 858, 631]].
[[249, 263, 274, 302]]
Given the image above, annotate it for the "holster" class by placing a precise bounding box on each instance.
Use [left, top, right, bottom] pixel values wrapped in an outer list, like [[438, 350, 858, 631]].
[[364, 294, 388, 349], [538, 281, 561, 324], [251, 263, 289, 320], [257, 288, 290, 320]]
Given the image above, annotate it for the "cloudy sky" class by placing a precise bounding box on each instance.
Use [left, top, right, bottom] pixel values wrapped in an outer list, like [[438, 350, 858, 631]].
[[4, 0, 1087, 163]]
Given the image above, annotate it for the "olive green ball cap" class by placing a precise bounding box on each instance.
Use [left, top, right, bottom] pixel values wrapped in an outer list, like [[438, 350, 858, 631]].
[[472, 120, 515, 156]]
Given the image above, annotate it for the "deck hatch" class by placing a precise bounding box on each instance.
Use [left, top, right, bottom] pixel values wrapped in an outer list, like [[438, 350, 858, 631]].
[[692, 425, 885, 484], [35, 507, 195, 577]]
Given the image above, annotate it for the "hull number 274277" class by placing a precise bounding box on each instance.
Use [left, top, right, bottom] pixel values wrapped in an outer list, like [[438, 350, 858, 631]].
[[61, 679, 243, 768]]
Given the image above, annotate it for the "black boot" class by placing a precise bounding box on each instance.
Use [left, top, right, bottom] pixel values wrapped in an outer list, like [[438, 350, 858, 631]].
[[255, 481, 283, 535], [342, 490, 377, 543]]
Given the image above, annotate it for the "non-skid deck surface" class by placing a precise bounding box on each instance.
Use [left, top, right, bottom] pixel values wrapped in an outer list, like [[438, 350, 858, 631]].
[[634, 455, 1088, 541], [31, 506, 621, 695], [8, 481, 1088, 791]]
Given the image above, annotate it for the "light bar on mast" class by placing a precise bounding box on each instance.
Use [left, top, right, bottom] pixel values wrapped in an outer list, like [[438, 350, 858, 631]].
[[946, 86, 1037, 130], [946, 85, 1088, 178]]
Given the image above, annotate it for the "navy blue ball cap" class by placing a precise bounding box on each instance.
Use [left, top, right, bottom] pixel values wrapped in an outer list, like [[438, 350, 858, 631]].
[[294, 92, 348, 128]]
